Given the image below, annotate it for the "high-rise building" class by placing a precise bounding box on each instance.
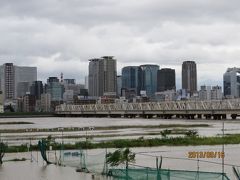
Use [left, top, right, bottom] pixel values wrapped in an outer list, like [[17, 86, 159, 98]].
[[30, 81, 43, 100], [198, 85, 223, 100], [199, 85, 211, 100], [41, 93, 51, 112], [64, 84, 84, 96], [155, 90, 176, 101], [0, 63, 37, 101], [23, 94, 36, 112], [157, 68, 176, 92], [117, 75, 122, 96], [63, 79, 75, 85], [46, 77, 64, 101], [122, 66, 142, 96], [47, 77, 59, 83], [88, 56, 117, 97], [211, 86, 223, 100], [63, 90, 74, 104], [223, 68, 240, 98], [0, 63, 15, 100], [15, 66, 37, 98], [0, 91, 3, 105], [84, 76, 89, 90], [63, 78, 84, 96], [0, 91, 3, 113], [182, 61, 197, 95], [17, 82, 30, 97], [140, 64, 159, 97]]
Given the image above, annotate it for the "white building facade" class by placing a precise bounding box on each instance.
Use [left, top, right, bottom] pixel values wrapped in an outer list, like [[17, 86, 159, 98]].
[[223, 67, 240, 98], [0, 63, 37, 102]]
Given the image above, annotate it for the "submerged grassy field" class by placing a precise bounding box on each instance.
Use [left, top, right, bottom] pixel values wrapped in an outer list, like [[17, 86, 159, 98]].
[[1, 122, 236, 153], [0, 123, 210, 133], [4, 134, 240, 153]]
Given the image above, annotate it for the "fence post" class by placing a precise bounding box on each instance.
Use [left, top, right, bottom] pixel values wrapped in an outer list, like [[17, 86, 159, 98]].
[[156, 157, 160, 180], [146, 167, 149, 180], [168, 169, 170, 180], [126, 160, 129, 180], [102, 148, 108, 175]]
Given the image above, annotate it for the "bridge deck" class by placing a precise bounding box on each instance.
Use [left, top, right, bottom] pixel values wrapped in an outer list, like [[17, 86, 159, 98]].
[[55, 99, 240, 119]]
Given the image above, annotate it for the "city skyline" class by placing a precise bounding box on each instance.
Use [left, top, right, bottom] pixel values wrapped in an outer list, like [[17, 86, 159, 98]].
[[0, 1, 239, 88], [0, 2, 240, 179], [1, 61, 238, 101], [0, 61, 237, 90]]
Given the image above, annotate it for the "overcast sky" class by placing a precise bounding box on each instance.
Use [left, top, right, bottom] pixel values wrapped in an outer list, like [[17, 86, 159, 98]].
[[0, 0, 239, 88]]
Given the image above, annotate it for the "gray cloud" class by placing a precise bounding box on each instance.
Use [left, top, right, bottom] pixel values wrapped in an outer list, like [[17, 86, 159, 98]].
[[0, 0, 239, 88]]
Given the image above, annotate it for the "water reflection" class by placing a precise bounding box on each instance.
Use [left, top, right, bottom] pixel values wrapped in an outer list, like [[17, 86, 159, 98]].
[[1, 144, 239, 179], [0, 117, 240, 145], [0, 117, 239, 179]]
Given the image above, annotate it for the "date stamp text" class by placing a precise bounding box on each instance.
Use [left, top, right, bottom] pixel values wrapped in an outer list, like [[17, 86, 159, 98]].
[[188, 151, 225, 159]]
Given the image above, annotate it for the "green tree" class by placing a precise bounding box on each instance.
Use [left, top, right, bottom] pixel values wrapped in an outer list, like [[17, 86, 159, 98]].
[[0, 142, 7, 164], [106, 148, 135, 179]]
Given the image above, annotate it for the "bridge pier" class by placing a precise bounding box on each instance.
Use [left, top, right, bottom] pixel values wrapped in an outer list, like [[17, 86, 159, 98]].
[[213, 115, 221, 120], [184, 114, 195, 119], [204, 114, 212, 119], [190, 114, 195, 119], [222, 114, 227, 119], [125, 114, 136, 118], [163, 114, 172, 119], [231, 114, 237, 120], [180, 115, 186, 119], [131, 114, 136, 118], [157, 114, 164, 118], [142, 114, 153, 119], [99, 114, 109, 118], [147, 114, 153, 119], [109, 114, 122, 118]]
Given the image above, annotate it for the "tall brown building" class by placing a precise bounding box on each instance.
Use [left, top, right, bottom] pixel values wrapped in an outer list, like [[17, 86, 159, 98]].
[[88, 56, 117, 97], [182, 61, 197, 95]]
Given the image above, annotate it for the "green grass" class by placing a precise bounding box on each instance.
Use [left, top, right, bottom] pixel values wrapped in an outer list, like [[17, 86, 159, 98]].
[[4, 134, 240, 153], [75, 134, 240, 149]]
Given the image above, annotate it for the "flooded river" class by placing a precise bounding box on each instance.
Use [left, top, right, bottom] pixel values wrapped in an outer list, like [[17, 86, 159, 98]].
[[0, 117, 240, 179], [0, 117, 240, 145], [0, 144, 240, 179]]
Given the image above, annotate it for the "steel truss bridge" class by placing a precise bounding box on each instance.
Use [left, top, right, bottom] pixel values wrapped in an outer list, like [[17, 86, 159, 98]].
[[55, 99, 240, 119]]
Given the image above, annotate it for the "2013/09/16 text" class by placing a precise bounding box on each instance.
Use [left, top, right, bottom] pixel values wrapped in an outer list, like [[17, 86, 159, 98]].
[[188, 151, 225, 159]]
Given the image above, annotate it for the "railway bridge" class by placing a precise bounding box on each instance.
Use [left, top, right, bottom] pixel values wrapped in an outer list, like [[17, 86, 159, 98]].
[[55, 99, 240, 119]]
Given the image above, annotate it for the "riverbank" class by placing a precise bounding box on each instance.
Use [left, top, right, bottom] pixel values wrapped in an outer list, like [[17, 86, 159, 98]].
[[0, 112, 54, 118], [4, 134, 240, 153], [0, 123, 210, 133]]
